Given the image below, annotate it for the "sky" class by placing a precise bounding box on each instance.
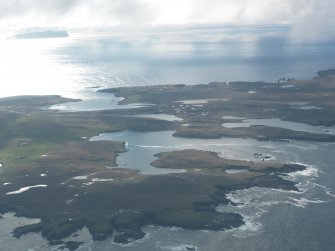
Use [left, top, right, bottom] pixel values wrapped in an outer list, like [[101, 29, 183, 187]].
[[0, 0, 334, 42]]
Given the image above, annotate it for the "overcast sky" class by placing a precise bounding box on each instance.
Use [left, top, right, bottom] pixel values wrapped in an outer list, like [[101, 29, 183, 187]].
[[0, 0, 334, 42]]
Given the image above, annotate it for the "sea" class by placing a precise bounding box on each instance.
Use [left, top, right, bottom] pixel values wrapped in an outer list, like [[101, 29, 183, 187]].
[[0, 25, 335, 251]]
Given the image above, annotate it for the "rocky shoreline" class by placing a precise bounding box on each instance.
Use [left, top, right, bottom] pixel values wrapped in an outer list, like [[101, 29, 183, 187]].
[[0, 70, 334, 249]]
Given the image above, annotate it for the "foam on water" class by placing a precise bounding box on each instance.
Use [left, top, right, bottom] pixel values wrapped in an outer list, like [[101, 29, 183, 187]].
[[325, 189, 335, 198], [230, 215, 264, 238], [215, 158, 335, 238], [292, 105, 324, 110], [160, 244, 199, 251], [225, 169, 249, 174], [0, 213, 50, 251], [287, 164, 319, 177], [72, 176, 88, 180], [1, 28, 335, 251], [285, 197, 327, 208]]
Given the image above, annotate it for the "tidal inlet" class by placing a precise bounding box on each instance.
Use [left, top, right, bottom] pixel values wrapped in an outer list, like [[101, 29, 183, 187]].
[[0, 1, 335, 251]]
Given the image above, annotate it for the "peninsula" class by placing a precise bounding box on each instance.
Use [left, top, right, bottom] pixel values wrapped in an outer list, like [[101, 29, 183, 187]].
[[0, 70, 334, 250]]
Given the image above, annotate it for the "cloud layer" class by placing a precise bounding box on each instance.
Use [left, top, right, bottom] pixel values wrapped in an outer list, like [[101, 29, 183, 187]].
[[0, 0, 333, 42]]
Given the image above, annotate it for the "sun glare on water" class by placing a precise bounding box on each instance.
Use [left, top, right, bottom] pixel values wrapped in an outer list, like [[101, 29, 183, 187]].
[[0, 36, 86, 98]]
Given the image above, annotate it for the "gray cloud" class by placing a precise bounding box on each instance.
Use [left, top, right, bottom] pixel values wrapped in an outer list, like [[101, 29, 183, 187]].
[[289, 0, 335, 42], [0, 0, 79, 19], [0, 0, 155, 26], [0, 0, 333, 42]]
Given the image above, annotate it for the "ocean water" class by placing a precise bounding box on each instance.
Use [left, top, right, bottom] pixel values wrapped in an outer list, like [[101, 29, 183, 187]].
[[91, 130, 275, 174], [0, 25, 335, 251], [222, 118, 335, 135], [74, 140, 335, 251], [1, 25, 335, 97], [2, 137, 334, 251]]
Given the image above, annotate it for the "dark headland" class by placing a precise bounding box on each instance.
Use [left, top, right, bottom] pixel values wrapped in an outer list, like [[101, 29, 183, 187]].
[[14, 30, 69, 39], [0, 70, 335, 250]]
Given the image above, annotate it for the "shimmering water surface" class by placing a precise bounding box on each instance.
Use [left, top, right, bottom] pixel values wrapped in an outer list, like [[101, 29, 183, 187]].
[[0, 25, 335, 251], [1, 25, 335, 98], [91, 130, 272, 174], [222, 118, 335, 135], [1, 137, 334, 251], [49, 91, 150, 112]]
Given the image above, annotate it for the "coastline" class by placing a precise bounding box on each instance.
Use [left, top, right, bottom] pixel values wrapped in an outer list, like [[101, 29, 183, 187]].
[[0, 70, 334, 249]]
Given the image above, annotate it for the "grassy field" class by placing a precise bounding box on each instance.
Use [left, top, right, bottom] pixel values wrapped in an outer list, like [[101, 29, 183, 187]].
[[0, 70, 334, 248]]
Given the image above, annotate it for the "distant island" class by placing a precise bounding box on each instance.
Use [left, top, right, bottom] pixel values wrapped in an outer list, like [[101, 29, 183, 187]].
[[14, 30, 69, 39]]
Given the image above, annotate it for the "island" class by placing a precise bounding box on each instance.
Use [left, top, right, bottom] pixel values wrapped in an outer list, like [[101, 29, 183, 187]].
[[0, 70, 335, 250], [14, 30, 69, 39]]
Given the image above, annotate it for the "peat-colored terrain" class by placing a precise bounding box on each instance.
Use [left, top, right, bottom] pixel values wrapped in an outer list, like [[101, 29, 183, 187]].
[[0, 70, 335, 249]]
